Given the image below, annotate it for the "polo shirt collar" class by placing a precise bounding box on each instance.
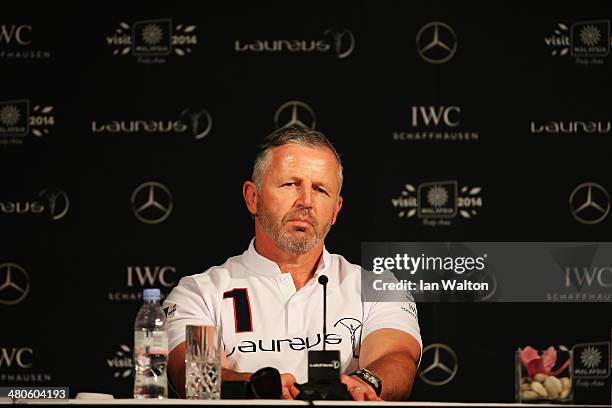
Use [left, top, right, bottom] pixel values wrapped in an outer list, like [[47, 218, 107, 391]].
[[243, 238, 332, 281]]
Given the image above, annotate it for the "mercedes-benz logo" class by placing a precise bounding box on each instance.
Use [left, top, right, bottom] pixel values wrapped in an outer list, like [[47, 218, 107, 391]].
[[131, 182, 173, 224], [0, 263, 30, 305], [181, 107, 213, 140], [569, 182, 610, 225], [418, 343, 458, 386], [38, 188, 69, 221], [274, 101, 316, 130], [324, 27, 355, 59], [416, 22, 457, 64]]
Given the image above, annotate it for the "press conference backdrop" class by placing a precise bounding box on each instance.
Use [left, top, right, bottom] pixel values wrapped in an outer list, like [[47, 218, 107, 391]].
[[1, 1, 611, 404]]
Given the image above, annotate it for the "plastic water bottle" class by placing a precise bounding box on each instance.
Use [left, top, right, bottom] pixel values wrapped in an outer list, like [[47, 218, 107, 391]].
[[133, 288, 168, 399]]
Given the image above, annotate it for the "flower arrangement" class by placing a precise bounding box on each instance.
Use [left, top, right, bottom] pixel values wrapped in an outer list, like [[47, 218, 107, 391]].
[[517, 346, 572, 402]]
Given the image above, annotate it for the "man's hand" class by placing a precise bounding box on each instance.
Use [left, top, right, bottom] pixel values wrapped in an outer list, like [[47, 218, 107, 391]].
[[287, 375, 380, 401], [341, 374, 382, 401], [281, 373, 297, 399], [286, 374, 382, 401]]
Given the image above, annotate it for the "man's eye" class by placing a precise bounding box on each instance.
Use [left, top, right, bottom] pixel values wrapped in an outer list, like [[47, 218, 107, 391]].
[[283, 182, 297, 187], [315, 187, 329, 195]]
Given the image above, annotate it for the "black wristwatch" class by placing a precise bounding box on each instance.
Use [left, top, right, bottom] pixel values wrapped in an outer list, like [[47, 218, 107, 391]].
[[349, 368, 382, 397]]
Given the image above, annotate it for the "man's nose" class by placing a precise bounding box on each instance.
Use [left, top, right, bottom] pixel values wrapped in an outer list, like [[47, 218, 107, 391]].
[[296, 185, 312, 208]]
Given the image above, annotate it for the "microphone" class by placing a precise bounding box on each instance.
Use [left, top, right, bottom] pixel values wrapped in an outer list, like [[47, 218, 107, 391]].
[[318, 275, 328, 352], [295, 274, 351, 400]]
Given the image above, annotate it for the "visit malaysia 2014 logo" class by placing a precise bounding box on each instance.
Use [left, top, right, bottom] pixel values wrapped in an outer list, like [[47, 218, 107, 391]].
[[106, 19, 198, 63]]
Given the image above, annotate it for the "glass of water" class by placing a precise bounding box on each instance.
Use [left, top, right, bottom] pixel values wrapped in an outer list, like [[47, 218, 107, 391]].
[[185, 325, 222, 399]]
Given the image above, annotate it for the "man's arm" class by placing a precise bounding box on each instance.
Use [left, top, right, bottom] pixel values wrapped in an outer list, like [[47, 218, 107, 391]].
[[343, 328, 421, 401], [168, 342, 297, 399]]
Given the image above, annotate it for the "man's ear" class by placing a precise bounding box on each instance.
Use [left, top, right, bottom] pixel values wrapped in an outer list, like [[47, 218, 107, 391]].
[[243, 181, 258, 215], [331, 196, 343, 225]]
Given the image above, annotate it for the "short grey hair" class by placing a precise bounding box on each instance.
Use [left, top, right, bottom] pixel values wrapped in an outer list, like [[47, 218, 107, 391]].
[[252, 126, 343, 196]]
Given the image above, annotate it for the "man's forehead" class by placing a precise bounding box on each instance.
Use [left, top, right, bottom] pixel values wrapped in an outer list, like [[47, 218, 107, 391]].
[[269, 143, 337, 166]]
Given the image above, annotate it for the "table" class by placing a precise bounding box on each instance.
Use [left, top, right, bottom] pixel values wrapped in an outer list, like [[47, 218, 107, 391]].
[[1, 399, 609, 407]]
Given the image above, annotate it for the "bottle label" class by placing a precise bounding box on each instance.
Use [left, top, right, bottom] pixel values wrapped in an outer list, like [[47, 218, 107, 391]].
[[134, 331, 168, 357]]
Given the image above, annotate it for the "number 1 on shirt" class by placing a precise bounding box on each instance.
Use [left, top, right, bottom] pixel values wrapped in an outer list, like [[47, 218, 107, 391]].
[[223, 288, 253, 333]]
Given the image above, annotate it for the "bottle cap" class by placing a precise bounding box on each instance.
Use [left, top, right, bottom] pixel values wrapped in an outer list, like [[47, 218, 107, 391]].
[[143, 288, 161, 301]]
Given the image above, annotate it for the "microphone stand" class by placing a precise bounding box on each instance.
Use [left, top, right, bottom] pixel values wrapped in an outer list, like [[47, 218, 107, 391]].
[[295, 275, 351, 400]]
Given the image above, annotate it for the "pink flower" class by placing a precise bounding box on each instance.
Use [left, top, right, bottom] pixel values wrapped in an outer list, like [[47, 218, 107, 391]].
[[520, 346, 571, 379]]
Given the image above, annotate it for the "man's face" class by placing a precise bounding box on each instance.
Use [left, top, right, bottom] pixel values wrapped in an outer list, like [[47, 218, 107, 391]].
[[256, 144, 342, 254]]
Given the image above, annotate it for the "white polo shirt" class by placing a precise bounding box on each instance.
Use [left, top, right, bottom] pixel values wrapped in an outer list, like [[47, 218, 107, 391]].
[[163, 239, 422, 384]]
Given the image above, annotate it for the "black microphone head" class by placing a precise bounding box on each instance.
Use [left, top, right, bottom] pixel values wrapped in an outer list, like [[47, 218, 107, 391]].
[[318, 275, 328, 285]]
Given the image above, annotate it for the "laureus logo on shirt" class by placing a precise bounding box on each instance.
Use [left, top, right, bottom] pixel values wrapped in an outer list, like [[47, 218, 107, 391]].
[[225, 333, 342, 357], [225, 317, 364, 358], [333, 318, 362, 359]]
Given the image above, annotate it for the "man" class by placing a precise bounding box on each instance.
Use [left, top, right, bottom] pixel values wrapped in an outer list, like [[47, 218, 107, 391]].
[[164, 126, 422, 401]]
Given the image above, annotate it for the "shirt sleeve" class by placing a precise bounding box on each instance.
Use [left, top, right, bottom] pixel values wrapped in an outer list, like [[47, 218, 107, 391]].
[[361, 295, 423, 367], [163, 275, 215, 352]]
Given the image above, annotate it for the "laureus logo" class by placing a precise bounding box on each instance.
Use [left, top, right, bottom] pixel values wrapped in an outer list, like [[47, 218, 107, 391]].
[[333, 318, 362, 359], [180, 107, 213, 140], [106, 19, 198, 63], [530, 120, 611, 135], [0, 100, 55, 146], [324, 27, 355, 59], [91, 106, 212, 140], [0, 188, 69, 221], [235, 27, 355, 59], [38, 188, 70, 221]]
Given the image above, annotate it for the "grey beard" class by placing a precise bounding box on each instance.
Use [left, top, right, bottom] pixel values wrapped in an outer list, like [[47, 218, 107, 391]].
[[257, 207, 331, 254]]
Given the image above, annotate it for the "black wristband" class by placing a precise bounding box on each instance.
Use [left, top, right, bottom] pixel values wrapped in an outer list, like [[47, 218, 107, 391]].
[[349, 368, 382, 397]]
